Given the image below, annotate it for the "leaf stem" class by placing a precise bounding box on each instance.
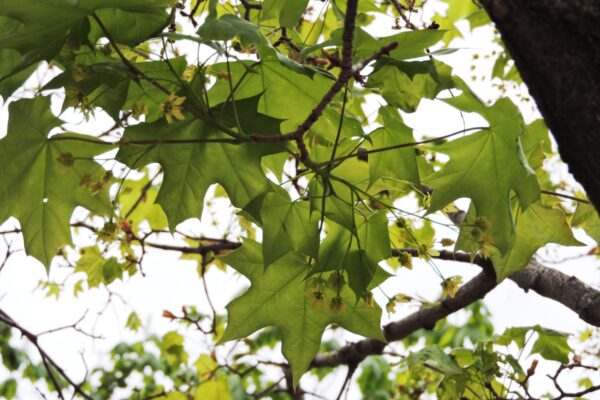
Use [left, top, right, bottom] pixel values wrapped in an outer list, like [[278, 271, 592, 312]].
[[320, 126, 490, 168], [90, 12, 242, 140], [541, 189, 589, 204]]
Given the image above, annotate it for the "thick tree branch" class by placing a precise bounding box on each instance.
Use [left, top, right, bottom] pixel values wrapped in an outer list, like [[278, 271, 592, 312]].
[[111, 235, 600, 328], [510, 259, 600, 328], [311, 267, 498, 368], [479, 0, 600, 211], [395, 248, 600, 327], [310, 251, 600, 369]]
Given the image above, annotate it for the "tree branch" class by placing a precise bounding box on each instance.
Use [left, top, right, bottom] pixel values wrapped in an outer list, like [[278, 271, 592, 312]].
[[394, 248, 600, 327], [239, 0, 262, 20], [0, 309, 94, 400], [310, 250, 600, 370], [311, 267, 498, 368], [250, 0, 362, 161], [97, 232, 600, 329]]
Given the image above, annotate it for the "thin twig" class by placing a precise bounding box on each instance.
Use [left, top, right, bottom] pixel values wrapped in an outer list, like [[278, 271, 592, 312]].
[[0, 309, 95, 400], [541, 189, 589, 204]]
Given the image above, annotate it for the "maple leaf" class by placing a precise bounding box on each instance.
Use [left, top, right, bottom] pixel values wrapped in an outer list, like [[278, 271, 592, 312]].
[[456, 201, 583, 279], [368, 106, 420, 187], [572, 203, 600, 244], [219, 240, 385, 385], [314, 213, 392, 297], [261, 0, 310, 28], [0, 0, 173, 82], [424, 88, 540, 253], [0, 97, 112, 267], [116, 118, 280, 230], [489, 202, 583, 279], [260, 190, 320, 268], [208, 60, 361, 142]]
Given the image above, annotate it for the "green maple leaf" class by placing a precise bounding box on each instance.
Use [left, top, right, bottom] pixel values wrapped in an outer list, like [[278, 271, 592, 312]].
[[75, 246, 124, 288], [123, 57, 187, 122], [0, 17, 38, 100], [116, 118, 279, 230], [0, 97, 112, 267], [496, 325, 572, 364], [529, 327, 572, 364], [89, 5, 172, 47], [208, 60, 360, 142], [424, 89, 540, 253], [119, 174, 168, 231], [366, 60, 453, 113], [193, 378, 232, 400], [369, 106, 420, 186], [308, 155, 375, 231], [261, 0, 309, 28], [490, 202, 583, 279], [44, 55, 186, 122], [0, 0, 172, 80], [572, 203, 600, 244], [315, 213, 392, 297], [219, 240, 385, 385], [329, 27, 445, 62], [198, 14, 323, 76], [457, 201, 582, 279], [260, 191, 320, 268]]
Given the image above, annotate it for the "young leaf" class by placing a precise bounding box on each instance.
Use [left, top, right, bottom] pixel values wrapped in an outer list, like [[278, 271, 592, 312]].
[[75, 246, 124, 288], [0, 97, 112, 267], [219, 240, 384, 385]]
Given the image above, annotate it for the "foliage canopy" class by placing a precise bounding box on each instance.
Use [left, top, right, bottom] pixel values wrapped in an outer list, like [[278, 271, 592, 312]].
[[0, 0, 599, 399]]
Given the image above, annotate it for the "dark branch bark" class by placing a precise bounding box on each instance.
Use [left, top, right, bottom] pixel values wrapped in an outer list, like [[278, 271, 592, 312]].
[[480, 0, 600, 211], [510, 259, 600, 327], [310, 252, 600, 369], [395, 249, 600, 327], [311, 267, 498, 368]]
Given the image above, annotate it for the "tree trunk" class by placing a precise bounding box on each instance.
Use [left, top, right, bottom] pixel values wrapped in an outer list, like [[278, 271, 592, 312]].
[[480, 0, 600, 210]]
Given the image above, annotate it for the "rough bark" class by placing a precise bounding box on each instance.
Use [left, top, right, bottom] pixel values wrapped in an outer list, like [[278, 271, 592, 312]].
[[480, 0, 600, 210], [511, 259, 600, 327], [401, 249, 600, 327]]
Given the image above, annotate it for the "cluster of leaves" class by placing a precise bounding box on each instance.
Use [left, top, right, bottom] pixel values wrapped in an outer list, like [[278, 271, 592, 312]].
[[2, 304, 595, 400], [0, 0, 599, 397]]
